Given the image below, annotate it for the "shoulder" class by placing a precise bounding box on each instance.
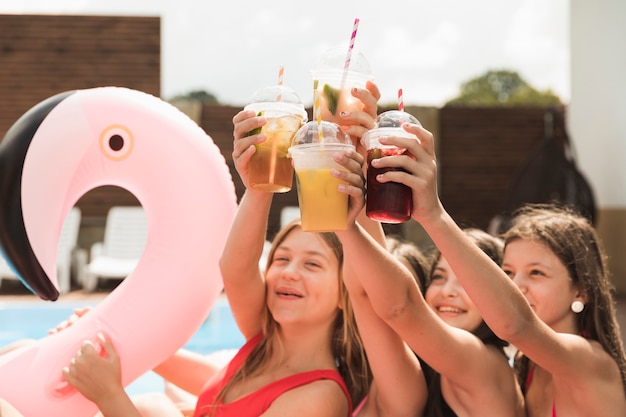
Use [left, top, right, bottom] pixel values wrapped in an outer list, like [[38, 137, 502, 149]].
[[263, 379, 350, 417], [559, 337, 624, 384]]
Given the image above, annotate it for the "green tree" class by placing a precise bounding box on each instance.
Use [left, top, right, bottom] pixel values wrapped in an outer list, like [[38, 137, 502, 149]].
[[170, 89, 219, 103], [445, 70, 562, 107]]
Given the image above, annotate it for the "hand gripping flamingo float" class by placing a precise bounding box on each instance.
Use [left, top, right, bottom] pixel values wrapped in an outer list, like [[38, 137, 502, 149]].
[[0, 87, 237, 416]]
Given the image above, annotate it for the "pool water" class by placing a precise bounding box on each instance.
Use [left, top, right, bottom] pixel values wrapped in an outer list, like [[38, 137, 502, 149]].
[[0, 296, 245, 396]]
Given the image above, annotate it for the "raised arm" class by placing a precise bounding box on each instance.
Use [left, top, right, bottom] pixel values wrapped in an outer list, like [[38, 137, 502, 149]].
[[337, 222, 503, 386], [332, 148, 423, 417], [218, 109, 273, 340], [381, 124, 592, 372], [343, 256, 427, 417], [336, 125, 525, 415]]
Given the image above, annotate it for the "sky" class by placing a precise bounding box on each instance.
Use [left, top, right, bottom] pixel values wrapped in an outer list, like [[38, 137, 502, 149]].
[[0, 0, 570, 108]]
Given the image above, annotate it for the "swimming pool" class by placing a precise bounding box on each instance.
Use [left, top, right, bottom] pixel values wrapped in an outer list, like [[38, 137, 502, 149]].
[[0, 296, 245, 396]]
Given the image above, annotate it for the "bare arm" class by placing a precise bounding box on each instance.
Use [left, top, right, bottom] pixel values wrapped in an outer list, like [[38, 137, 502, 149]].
[[337, 222, 505, 390], [344, 264, 427, 417], [219, 189, 272, 340], [332, 150, 428, 417], [335, 133, 516, 403], [379, 123, 618, 392], [218, 110, 273, 340], [152, 349, 223, 396], [331, 88, 429, 417]]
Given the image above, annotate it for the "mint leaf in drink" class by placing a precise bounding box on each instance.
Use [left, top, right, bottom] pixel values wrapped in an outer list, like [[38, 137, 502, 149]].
[[323, 84, 340, 115], [246, 111, 264, 136]]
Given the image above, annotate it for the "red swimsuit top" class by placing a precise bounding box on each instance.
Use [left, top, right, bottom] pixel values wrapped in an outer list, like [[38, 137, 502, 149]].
[[193, 334, 352, 417], [525, 364, 556, 417]]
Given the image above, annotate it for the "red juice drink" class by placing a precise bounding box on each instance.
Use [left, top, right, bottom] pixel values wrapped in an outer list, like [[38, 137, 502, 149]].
[[363, 110, 421, 224], [366, 147, 413, 223]]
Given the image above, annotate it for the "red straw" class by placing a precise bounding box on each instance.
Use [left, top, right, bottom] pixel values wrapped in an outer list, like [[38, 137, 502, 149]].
[[340, 18, 360, 89], [398, 88, 404, 111], [276, 65, 284, 101]]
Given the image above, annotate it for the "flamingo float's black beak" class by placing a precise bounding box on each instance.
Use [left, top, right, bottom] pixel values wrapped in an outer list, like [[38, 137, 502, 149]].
[[0, 91, 76, 301]]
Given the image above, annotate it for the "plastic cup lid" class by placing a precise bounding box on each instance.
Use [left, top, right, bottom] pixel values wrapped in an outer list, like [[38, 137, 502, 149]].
[[289, 120, 353, 150], [374, 110, 421, 128], [310, 47, 373, 84], [244, 85, 308, 119], [363, 111, 421, 149]]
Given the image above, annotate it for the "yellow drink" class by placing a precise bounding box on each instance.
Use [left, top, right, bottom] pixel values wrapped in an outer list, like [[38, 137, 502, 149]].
[[295, 168, 348, 232]]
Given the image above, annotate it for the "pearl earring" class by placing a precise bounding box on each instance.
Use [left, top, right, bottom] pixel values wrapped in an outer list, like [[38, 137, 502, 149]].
[[571, 300, 585, 313]]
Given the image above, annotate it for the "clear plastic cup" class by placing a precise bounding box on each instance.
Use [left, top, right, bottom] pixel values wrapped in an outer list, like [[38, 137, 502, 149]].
[[363, 110, 421, 223], [311, 47, 374, 125], [244, 85, 308, 193], [288, 121, 354, 232]]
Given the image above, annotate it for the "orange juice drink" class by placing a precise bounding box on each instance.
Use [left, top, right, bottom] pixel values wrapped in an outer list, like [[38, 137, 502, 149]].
[[295, 168, 349, 232], [244, 85, 307, 193], [249, 114, 303, 192]]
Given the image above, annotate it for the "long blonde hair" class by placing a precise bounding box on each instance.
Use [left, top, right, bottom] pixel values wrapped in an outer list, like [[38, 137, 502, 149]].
[[212, 219, 371, 412]]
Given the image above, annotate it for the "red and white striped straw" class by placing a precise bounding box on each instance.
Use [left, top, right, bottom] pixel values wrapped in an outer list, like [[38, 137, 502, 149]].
[[398, 88, 404, 111], [276, 65, 284, 101], [340, 18, 360, 89]]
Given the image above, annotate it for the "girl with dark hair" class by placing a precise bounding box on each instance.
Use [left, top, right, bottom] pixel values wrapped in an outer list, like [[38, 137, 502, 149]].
[[501, 204, 626, 416], [418, 228, 512, 417], [365, 118, 626, 416]]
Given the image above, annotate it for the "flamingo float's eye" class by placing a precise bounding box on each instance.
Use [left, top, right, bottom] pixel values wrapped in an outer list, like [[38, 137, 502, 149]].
[[109, 134, 124, 151], [100, 125, 134, 161]]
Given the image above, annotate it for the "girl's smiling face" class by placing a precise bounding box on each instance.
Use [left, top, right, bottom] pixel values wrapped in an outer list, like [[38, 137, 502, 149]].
[[501, 238, 581, 333], [265, 229, 341, 328], [425, 256, 483, 332]]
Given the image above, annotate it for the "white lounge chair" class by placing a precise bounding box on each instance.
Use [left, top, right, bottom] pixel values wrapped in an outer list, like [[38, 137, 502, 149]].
[[0, 207, 81, 294], [82, 206, 148, 292]]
